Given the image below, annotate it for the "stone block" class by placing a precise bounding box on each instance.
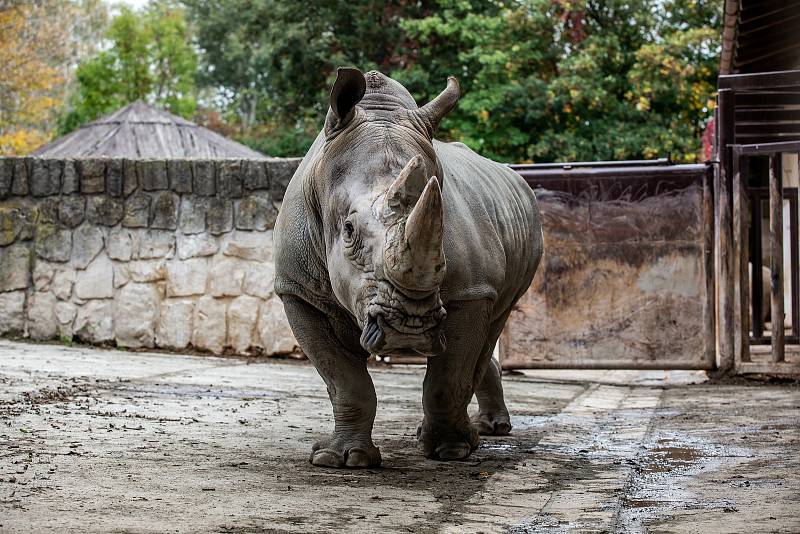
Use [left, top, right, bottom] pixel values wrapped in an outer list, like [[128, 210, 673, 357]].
[[30, 158, 61, 196], [79, 159, 105, 193], [207, 198, 233, 235], [150, 191, 179, 230], [122, 159, 138, 196], [114, 282, 159, 348], [113, 263, 129, 289], [87, 196, 124, 226], [72, 225, 104, 269], [222, 230, 273, 262], [258, 295, 297, 355], [156, 299, 194, 349], [27, 292, 58, 340], [136, 230, 175, 259], [14, 206, 35, 241], [52, 269, 75, 300], [35, 226, 71, 262], [218, 160, 243, 198], [166, 258, 207, 297], [55, 301, 77, 326], [192, 295, 226, 353], [32, 261, 55, 291], [168, 160, 193, 193], [138, 160, 168, 190], [37, 198, 59, 225], [243, 160, 269, 190], [243, 261, 275, 299], [192, 160, 215, 196], [177, 233, 218, 259], [0, 206, 22, 246], [0, 158, 12, 198], [11, 158, 29, 195], [210, 256, 244, 297], [269, 158, 301, 202], [227, 295, 259, 353], [75, 253, 114, 299], [0, 290, 25, 336], [179, 196, 207, 234], [58, 196, 86, 228], [128, 259, 166, 282], [123, 192, 151, 228], [74, 299, 114, 343], [62, 159, 79, 194], [107, 228, 133, 261], [234, 192, 277, 231], [106, 159, 123, 196]]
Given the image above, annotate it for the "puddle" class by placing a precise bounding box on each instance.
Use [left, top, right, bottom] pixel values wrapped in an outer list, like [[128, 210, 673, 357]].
[[641, 445, 703, 473], [480, 442, 515, 452]]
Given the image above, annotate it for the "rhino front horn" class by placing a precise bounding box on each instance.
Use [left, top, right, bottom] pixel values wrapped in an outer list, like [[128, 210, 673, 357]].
[[416, 76, 460, 136], [385, 177, 446, 293]]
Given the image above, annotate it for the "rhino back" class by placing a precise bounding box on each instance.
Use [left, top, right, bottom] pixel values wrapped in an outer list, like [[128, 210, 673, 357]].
[[435, 140, 542, 315]]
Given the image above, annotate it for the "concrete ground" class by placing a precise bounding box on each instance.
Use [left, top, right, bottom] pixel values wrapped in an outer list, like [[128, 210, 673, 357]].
[[0, 340, 798, 533]]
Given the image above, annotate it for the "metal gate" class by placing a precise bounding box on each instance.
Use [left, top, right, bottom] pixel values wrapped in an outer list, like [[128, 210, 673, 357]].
[[501, 161, 715, 370]]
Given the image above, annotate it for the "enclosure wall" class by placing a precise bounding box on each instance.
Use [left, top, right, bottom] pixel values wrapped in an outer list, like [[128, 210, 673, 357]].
[[0, 156, 301, 355]]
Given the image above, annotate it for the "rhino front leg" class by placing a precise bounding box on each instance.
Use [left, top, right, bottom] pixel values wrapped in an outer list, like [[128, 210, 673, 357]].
[[418, 300, 492, 461], [281, 295, 381, 468]]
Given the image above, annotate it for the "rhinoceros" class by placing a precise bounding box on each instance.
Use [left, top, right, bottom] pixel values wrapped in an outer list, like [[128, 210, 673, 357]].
[[274, 68, 542, 467]]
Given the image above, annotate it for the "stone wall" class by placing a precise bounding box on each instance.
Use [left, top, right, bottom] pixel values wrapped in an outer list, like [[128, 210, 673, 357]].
[[0, 156, 302, 356]]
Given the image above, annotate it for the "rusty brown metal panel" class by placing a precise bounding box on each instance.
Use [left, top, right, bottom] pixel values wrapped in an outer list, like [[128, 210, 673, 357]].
[[501, 164, 714, 370]]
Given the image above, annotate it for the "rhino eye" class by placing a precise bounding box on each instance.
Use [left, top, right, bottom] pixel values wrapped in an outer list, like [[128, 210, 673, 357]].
[[344, 220, 355, 240]]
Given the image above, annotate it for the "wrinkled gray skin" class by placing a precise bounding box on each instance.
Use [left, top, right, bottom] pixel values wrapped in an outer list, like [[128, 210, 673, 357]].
[[274, 68, 543, 468]]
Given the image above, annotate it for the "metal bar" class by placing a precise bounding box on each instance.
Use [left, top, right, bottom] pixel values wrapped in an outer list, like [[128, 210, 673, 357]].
[[703, 163, 717, 367], [769, 155, 785, 362], [751, 335, 800, 344], [718, 69, 800, 90], [508, 158, 670, 170], [500, 360, 716, 371], [751, 189, 765, 338], [736, 141, 800, 155]]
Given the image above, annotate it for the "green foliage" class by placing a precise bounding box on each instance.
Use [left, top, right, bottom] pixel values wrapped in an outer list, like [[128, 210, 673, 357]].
[[187, 0, 720, 162], [59, 1, 197, 134]]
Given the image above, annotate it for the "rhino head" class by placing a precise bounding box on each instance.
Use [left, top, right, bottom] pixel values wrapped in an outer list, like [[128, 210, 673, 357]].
[[312, 68, 459, 357]]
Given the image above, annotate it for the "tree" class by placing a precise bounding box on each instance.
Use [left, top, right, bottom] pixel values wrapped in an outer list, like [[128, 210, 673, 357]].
[[187, 0, 720, 162], [0, 0, 106, 155], [59, 1, 197, 134]]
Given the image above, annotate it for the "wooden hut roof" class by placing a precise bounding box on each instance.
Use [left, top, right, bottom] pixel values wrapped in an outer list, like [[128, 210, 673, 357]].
[[33, 101, 268, 159]]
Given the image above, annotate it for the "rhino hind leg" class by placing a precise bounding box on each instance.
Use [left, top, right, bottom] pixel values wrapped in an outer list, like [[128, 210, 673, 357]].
[[418, 300, 493, 461], [471, 355, 512, 436], [281, 295, 381, 468]]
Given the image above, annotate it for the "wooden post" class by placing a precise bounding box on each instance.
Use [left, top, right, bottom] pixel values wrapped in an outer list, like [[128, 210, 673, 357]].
[[717, 88, 735, 373], [732, 150, 750, 364], [769, 155, 785, 362], [703, 164, 717, 367]]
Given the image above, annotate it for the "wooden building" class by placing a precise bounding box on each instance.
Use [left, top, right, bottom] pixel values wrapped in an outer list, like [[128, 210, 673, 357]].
[[716, 0, 800, 374]]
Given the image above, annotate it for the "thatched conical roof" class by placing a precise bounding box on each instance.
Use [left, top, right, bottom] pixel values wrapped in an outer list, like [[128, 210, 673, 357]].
[[33, 101, 267, 159]]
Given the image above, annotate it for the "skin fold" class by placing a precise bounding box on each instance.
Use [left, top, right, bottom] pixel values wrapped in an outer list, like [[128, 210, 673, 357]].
[[274, 68, 543, 467]]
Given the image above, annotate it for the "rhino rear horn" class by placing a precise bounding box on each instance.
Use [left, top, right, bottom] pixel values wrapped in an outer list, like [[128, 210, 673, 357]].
[[386, 155, 427, 209], [329, 67, 366, 127], [416, 76, 460, 136]]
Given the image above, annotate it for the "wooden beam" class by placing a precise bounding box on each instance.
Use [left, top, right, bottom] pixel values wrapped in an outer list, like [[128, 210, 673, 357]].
[[769, 155, 786, 362], [717, 89, 735, 373], [719, 70, 800, 91], [732, 151, 751, 367]]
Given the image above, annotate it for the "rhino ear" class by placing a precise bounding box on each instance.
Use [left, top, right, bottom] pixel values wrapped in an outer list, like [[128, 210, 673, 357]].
[[328, 67, 366, 131]]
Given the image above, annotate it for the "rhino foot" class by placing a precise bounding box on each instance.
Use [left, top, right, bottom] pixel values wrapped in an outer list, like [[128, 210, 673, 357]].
[[416, 419, 479, 461], [310, 435, 381, 468], [471, 411, 512, 436]]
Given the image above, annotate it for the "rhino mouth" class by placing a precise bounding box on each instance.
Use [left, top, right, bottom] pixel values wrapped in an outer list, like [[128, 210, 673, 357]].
[[359, 298, 446, 357]]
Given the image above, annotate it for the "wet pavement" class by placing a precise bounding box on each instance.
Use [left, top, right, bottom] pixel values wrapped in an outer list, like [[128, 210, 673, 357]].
[[0, 339, 798, 533]]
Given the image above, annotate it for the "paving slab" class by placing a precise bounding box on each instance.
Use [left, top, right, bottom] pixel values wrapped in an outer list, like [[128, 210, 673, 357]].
[[0, 340, 798, 533]]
